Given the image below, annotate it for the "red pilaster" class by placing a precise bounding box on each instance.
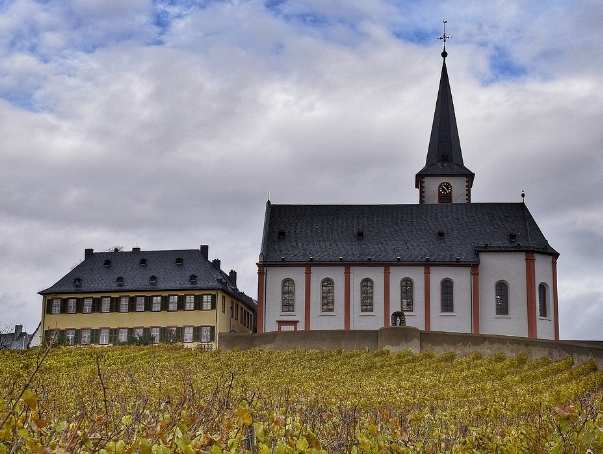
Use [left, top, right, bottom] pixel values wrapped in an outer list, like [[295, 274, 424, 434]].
[[257, 265, 265, 334], [424, 265, 431, 331], [344, 266, 351, 330], [305, 266, 311, 331], [525, 252, 537, 338], [552, 257, 559, 340], [471, 265, 480, 334], [384, 266, 391, 327]]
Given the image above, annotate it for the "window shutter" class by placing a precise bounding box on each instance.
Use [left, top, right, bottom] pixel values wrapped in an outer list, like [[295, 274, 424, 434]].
[[194, 295, 201, 311], [193, 326, 200, 342], [210, 326, 216, 342], [160, 327, 167, 342], [176, 327, 182, 341], [177, 295, 183, 311], [110, 297, 119, 312], [45, 299, 52, 314], [161, 296, 168, 311], [74, 329, 80, 344], [59, 329, 65, 341], [92, 298, 101, 313], [144, 297, 151, 312], [109, 329, 117, 344], [60, 299, 67, 314], [90, 329, 99, 344], [128, 328, 133, 340], [129, 297, 135, 312], [143, 327, 150, 338], [211, 294, 216, 310]]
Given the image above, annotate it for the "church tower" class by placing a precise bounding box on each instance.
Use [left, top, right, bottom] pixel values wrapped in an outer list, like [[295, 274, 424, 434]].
[[415, 30, 474, 204]]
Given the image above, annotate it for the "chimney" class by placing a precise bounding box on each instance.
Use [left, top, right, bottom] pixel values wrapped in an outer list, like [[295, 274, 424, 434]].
[[85, 248, 94, 259], [200, 245, 209, 260], [212, 258, 221, 270], [229, 270, 237, 286], [132, 247, 141, 252], [14, 324, 22, 340]]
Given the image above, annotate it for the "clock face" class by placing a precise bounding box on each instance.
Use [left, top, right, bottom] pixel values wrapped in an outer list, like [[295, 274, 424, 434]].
[[439, 182, 452, 195]]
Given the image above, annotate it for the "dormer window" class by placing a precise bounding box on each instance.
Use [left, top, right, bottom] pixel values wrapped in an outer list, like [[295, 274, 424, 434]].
[[116, 276, 124, 286], [278, 229, 286, 239], [438, 230, 445, 239], [356, 230, 364, 240], [73, 277, 82, 286], [175, 257, 183, 265], [149, 275, 157, 284], [189, 274, 197, 283], [103, 259, 111, 267], [509, 233, 517, 242], [139, 258, 147, 266]]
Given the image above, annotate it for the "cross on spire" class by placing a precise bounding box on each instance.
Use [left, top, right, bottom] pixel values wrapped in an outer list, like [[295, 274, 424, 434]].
[[437, 20, 450, 58]]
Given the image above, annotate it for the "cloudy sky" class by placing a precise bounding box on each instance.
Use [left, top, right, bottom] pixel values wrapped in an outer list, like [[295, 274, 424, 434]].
[[0, 0, 601, 340]]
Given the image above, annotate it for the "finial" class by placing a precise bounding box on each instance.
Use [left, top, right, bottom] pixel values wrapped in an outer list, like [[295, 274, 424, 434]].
[[437, 20, 451, 59], [521, 190, 525, 202]]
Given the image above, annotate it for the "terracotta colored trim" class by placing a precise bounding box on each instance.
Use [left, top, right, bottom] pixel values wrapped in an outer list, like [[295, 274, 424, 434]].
[[552, 258, 559, 340], [471, 265, 480, 334], [344, 266, 351, 330], [424, 265, 431, 331], [256, 265, 265, 334], [525, 252, 537, 338], [277, 320, 298, 331], [305, 266, 312, 331], [384, 266, 390, 327]]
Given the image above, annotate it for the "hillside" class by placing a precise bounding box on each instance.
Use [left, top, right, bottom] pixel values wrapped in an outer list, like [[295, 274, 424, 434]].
[[1, 345, 602, 453]]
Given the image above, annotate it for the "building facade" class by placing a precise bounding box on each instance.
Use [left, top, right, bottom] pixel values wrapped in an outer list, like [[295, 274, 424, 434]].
[[256, 50, 559, 339], [40, 245, 256, 348]]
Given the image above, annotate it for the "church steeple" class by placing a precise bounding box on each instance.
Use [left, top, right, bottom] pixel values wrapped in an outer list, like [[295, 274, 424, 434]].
[[416, 23, 474, 204]]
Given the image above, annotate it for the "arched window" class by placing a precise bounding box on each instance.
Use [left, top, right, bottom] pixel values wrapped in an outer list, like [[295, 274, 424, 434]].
[[401, 279, 413, 311], [282, 279, 295, 312], [441, 279, 454, 312], [360, 279, 373, 312], [539, 283, 548, 318], [495, 281, 509, 315], [321, 278, 334, 312]]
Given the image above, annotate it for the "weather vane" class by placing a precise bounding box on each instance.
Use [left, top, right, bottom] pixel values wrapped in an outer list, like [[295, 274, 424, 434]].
[[437, 20, 451, 58]]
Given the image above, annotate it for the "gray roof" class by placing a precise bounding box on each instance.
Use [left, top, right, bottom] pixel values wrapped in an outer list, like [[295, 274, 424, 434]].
[[416, 58, 474, 184], [40, 248, 255, 308], [259, 202, 558, 264]]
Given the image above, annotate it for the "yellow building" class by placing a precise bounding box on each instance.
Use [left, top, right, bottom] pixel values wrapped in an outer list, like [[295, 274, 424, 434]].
[[39, 245, 256, 348]]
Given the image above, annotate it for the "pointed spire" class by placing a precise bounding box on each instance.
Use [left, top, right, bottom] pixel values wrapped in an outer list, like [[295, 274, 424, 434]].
[[416, 32, 473, 185]]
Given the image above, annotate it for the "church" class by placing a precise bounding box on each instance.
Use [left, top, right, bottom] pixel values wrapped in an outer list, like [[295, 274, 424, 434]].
[[256, 44, 559, 340]]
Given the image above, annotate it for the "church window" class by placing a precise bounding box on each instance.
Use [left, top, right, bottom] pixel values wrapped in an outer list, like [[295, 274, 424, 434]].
[[401, 279, 413, 311], [495, 282, 509, 315], [441, 279, 454, 312], [539, 283, 548, 318], [361, 279, 374, 312], [282, 279, 295, 312], [321, 278, 334, 312]]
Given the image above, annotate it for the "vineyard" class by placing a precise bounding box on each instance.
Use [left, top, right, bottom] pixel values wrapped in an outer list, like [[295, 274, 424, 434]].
[[1, 345, 603, 453]]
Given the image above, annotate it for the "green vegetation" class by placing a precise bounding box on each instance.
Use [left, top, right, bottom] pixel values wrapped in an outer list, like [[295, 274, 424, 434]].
[[1, 345, 602, 453]]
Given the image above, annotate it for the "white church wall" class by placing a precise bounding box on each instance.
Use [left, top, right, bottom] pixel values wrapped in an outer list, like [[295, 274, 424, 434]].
[[389, 266, 425, 330], [350, 267, 384, 330], [535, 253, 555, 340], [310, 266, 345, 330], [264, 266, 306, 332], [429, 266, 472, 333], [478, 252, 528, 337], [422, 176, 469, 204]]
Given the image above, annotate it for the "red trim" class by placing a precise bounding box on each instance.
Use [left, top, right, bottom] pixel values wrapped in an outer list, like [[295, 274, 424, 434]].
[[277, 320, 298, 331], [305, 266, 311, 331], [552, 258, 559, 340], [344, 266, 351, 330], [471, 265, 480, 334], [384, 266, 390, 327], [424, 265, 431, 331], [257, 265, 265, 334], [525, 252, 537, 338]]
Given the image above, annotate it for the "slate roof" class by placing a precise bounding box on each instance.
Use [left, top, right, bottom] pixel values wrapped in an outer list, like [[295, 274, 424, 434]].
[[416, 59, 474, 185], [39, 248, 255, 308], [259, 202, 557, 265]]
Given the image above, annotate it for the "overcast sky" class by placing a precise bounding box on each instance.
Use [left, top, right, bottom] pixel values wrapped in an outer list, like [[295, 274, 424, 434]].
[[0, 0, 601, 340]]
